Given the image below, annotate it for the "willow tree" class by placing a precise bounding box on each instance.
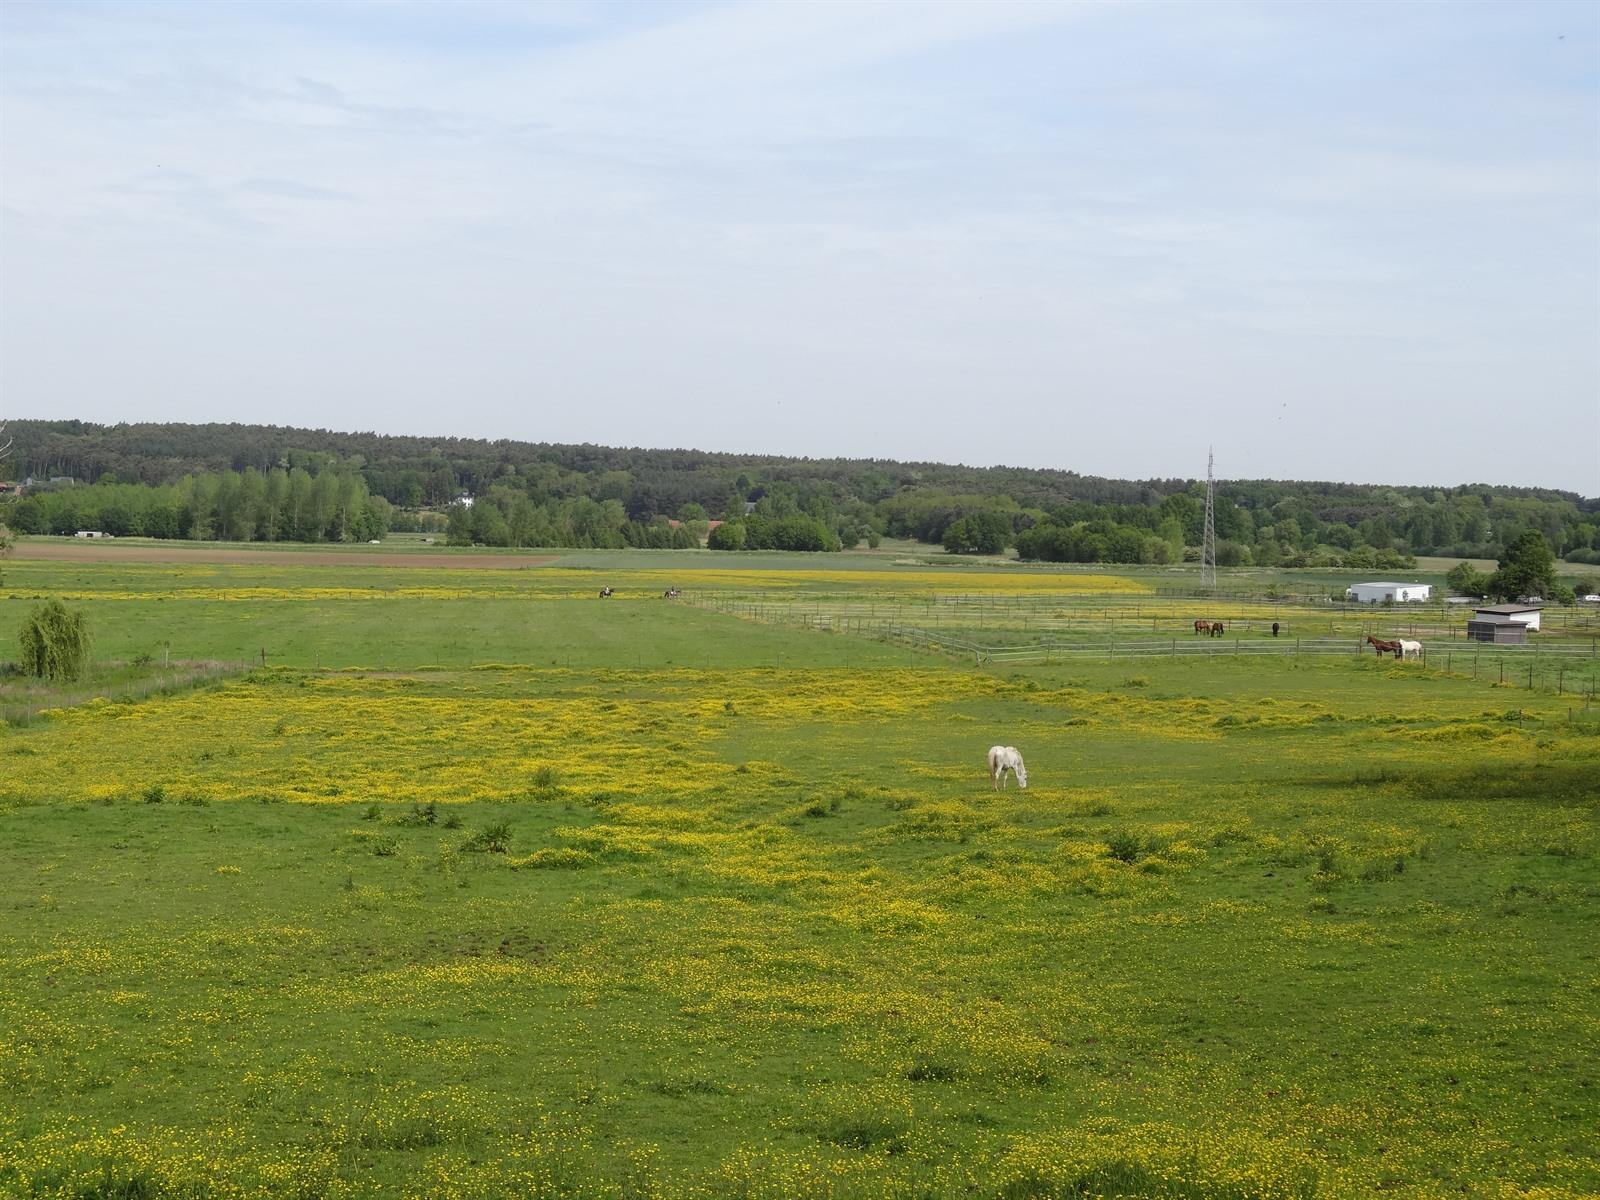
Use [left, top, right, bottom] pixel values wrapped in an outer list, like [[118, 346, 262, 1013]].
[[18, 600, 91, 681]]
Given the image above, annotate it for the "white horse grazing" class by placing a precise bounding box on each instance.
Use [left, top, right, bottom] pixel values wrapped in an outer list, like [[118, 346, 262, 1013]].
[[1398, 639, 1422, 660], [988, 745, 1027, 790]]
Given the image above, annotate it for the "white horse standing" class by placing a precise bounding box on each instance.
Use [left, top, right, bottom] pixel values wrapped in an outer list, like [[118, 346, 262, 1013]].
[[988, 745, 1028, 790], [1398, 639, 1422, 660]]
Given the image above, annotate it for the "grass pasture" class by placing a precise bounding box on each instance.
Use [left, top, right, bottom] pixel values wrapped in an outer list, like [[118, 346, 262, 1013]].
[[1, 548, 1597, 1199]]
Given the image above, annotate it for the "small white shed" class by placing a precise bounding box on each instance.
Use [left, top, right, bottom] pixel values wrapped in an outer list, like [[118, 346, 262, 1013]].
[[1473, 603, 1542, 632], [1346, 581, 1431, 604]]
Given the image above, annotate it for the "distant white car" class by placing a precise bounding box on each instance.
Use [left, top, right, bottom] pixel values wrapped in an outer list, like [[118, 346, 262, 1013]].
[[368, 539, 381, 544], [1584, 594, 1600, 603]]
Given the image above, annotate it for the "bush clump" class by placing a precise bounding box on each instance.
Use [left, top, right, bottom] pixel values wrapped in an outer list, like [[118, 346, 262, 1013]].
[[1104, 829, 1143, 864], [395, 802, 437, 827], [463, 821, 514, 854]]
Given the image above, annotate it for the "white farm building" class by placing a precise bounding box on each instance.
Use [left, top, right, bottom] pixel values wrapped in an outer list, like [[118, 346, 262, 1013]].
[[1346, 581, 1431, 604], [1472, 603, 1542, 633]]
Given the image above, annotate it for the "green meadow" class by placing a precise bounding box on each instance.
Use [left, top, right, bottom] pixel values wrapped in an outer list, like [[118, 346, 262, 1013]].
[[1, 548, 1596, 1199]]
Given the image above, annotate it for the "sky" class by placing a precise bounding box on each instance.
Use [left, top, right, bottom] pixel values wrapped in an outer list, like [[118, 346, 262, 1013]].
[[1, 0, 1596, 493]]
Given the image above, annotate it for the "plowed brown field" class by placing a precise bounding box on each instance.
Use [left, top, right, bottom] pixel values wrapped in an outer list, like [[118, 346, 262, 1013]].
[[12, 540, 557, 569]]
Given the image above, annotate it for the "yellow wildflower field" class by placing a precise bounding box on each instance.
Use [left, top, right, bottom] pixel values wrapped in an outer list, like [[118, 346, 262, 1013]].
[[2, 558, 1151, 600], [1, 645, 1596, 1196]]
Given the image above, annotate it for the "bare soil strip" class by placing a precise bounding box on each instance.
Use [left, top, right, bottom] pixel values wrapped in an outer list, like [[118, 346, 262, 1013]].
[[11, 541, 560, 570]]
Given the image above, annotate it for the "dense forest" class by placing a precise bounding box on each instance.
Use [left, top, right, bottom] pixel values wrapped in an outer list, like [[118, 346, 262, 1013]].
[[3, 420, 1597, 565]]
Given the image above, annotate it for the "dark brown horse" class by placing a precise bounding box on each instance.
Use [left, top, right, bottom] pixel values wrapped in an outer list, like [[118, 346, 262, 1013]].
[[1210, 621, 1225, 637], [1366, 635, 1401, 657], [1194, 619, 1209, 635]]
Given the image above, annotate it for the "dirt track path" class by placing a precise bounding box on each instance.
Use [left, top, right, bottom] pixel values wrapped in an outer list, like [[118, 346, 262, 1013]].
[[11, 541, 561, 570]]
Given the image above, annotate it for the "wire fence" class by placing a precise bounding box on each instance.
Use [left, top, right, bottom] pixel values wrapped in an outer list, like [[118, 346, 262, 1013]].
[[0, 658, 250, 726], [684, 590, 1600, 699], [686, 590, 1600, 647]]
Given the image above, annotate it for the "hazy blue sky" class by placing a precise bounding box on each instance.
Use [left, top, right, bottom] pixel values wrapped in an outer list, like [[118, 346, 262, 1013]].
[[2, 1, 1596, 491]]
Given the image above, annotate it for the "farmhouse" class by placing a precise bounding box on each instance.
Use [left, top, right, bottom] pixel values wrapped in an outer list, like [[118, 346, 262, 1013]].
[[73, 530, 111, 539], [1472, 602, 1542, 632], [1346, 581, 1431, 604]]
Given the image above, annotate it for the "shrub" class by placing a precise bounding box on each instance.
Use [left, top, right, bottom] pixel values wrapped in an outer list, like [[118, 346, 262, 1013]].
[[350, 829, 398, 856], [142, 783, 166, 804], [1359, 856, 1404, 882], [532, 765, 560, 792], [395, 802, 437, 827], [463, 821, 513, 853], [18, 599, 91, 681], [1104, 829, 1142, 863]]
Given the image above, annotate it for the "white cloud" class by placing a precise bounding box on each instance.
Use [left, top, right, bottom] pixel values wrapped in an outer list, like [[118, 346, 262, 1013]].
[[1, 0, 1595, 491]]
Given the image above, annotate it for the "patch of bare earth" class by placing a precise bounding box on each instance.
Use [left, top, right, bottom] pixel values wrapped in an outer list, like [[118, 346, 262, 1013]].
[[12, 542, 560, 569]]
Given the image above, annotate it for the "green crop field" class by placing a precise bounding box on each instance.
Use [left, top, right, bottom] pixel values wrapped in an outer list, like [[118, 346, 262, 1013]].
[[1, 547, 1596, 1199]]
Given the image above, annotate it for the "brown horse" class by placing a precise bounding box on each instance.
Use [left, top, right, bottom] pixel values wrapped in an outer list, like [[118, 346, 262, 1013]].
[[1194, 619, 1209, 635], [1210, 621, 1225, 637], [1366, 635, 1401, 657]]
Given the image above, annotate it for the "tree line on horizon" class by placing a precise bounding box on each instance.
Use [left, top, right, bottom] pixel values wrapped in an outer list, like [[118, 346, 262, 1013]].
[[3, 419, 1598, 567]]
